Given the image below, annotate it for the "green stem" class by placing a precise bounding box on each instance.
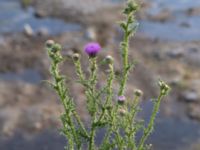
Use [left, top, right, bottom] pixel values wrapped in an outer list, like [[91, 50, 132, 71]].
[[137, 93, 164, 150], [125, 96, 140, 150], [118, 32, 129, 96], [98, 63, 114, 123], [88, 57, 98, 150], [74, 58, 85, 82], [99, 105, 116, 150], [89, 57, 97, 87], [89, 126, 96, 150], [68, 116, 81, 149], [49, 56, 80, 149], [73, 112, 90, 139]]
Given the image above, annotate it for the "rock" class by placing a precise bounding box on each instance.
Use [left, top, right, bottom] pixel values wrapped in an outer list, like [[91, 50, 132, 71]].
[[188, 104, 200, 121], [188, 140, 200, 150], [37, 27, 49, 37], [166, 48, 184, 58], [0, 36, 6, 47], [188, 47, 199, 53], [18, 105, 61, 132], [152, 51, 163, 60], [33, 0, 122, 25], [169, 76, 182, 86], [148, 9, 173, 22], [0, 80, 62, 135], [34, 9, 47, 18], [85, 27, 97, 41], [0, 108, 20, 136], [179, 22, 191, 28], [186, 7, 200, 16], [23, 24, 34, 36], [184, 47, 200, 66], [181, 90, 199, 103]]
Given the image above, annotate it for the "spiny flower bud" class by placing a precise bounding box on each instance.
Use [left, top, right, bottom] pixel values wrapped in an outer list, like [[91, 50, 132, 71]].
[[123, 1, 138, 15], [134, 89, 143, 97], [118, 95, 126, 105], [51, 43, 62, 53], [105, 55, 114, 64], [158, 80, 170, 96], [84, 42, 101, 57], [118, 108, 127, 116], [45, 40, 55, 48], [72, 53, 80, 61]]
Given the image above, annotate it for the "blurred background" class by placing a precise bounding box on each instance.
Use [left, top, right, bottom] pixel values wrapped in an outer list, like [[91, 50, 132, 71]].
[[0, 0, 200, 150]]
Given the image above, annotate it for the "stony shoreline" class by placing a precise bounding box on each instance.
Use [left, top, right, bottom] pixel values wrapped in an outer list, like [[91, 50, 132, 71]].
[[0, 0, 200, 149]]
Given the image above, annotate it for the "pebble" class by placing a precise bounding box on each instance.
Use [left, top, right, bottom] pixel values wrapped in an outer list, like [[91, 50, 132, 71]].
[[23, 24, 34, 36], [185, 47, 200, 66], [188, 47, 199, 53], [169, 76, 182, 86], [166, 48, 184, 58], [0, 36, 6, 47], [37, 27, 49, 37], [152, 51, 163, 60], [186, 7, 200, 16], [179, 22, 190, 28], [148, 8, 173, 22], [85, 27, 97, 40], [181, 90, 199, 103], [188, 104, 200, 121]]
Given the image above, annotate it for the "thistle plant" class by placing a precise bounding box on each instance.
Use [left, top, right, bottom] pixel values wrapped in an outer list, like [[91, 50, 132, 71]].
[[45, 0, 170, 150]]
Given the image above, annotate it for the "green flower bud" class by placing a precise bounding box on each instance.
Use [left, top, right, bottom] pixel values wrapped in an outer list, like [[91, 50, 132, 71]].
[[72, 53, 80, 61], [105, 55, 114, 64], [134, 89, 143, 97], [45, 40, 55, 48], [51, 43, 62, 53], [158, 80, 170, 96], [118, 108, 127, 116], [123, 1, 138, 15]]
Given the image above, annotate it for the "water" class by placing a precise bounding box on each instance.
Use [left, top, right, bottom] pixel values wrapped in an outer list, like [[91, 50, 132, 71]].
[[150, 118, 200, 150], [140, 101, 200, 150], [139, 17, 200, 41], [0, 130, 66, 150], [0, 69, 43, 84], [0, 118, 199, 150], [1, 0, 199, 41], [127, 100, 198, 150], [138, 0, 200, 41], [149, 0, 200, 11], [0, 0, 199, 149], [0, 0, 82, 35]]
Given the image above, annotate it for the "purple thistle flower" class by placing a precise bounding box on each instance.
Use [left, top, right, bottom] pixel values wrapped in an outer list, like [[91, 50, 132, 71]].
[[118, 95, 126, 104], [84, 42, 101, 57]]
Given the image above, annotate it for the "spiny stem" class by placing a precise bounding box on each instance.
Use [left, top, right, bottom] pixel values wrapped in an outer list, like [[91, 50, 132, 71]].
[[118, 5, 137, 96], [89, 57, 98, 87], [125, 94, 141, 149], [47, 47, 81, 149], [73, 57, 85, 82], [98, 63, 114, 123], [89, 125, 96, 150], [118, 26, 129, 96], [88, 57, 98, 150], [137, 93, 164, 150], [73, 112, 90, 139]]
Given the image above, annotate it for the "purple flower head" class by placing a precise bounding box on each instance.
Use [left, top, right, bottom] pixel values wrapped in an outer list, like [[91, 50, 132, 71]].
[[118, 95, 126, 104], [84, 42, 101, 57]]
